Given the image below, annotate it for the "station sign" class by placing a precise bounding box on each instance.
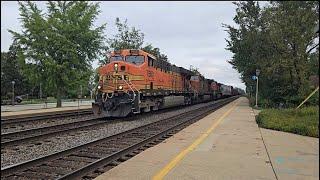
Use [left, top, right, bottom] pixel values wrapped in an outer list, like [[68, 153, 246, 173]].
[[252, 76, 257, 80]]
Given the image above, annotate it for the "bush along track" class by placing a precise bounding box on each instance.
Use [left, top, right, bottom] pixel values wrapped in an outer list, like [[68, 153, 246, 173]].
[[256, 106, 319, 138]]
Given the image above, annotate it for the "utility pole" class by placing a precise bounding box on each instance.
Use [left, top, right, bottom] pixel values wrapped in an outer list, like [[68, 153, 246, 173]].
[[11, 81, 15, 106], [255, 69, 260, 108]]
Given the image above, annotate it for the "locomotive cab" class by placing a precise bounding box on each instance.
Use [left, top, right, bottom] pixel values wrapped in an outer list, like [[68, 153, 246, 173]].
[[93, 49, 147, 117]]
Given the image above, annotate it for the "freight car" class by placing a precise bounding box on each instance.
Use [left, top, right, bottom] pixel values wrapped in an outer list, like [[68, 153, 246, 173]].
[[92, 49, 243, 117]]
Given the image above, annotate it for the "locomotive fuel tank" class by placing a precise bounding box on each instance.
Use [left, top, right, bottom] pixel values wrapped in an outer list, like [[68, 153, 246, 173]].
[[161, 96, 185, 108]]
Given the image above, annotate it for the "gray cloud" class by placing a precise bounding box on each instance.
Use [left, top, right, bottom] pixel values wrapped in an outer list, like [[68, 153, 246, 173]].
[[1, 1, 248, 90]]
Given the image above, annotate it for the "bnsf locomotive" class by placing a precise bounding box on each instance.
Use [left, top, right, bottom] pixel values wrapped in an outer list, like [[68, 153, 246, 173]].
[[92, 49, 244, 117]]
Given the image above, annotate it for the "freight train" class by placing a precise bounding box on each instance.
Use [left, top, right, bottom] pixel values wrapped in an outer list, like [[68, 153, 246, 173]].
[[92, 49, 244, 117]]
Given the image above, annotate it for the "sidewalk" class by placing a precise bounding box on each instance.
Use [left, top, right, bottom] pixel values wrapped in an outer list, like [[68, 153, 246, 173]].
[[261, 128, 319, 180]]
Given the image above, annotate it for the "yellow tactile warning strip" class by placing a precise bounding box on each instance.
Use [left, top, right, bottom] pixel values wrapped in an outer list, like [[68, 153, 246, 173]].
[[152, 100, 240, 180]]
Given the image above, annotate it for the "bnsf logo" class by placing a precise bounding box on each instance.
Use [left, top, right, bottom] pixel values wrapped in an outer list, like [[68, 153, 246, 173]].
[[105, 75, 129, 80]]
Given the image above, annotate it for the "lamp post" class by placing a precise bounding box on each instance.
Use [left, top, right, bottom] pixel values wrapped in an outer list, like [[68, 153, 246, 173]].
[[11, 81, 15, 106], [255, 69, 260, 108]]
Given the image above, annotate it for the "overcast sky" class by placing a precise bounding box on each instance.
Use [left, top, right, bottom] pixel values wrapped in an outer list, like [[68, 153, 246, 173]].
[[1, 1, 269, 90]]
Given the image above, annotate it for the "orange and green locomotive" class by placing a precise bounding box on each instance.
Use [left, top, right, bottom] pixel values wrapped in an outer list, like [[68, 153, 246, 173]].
[[92, 49, 243, 117]]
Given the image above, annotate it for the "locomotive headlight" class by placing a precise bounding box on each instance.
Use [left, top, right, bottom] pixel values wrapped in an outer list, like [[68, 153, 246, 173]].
[[118, 85, 123, 90], [97, 85, 101, 89], [114, 63, 119, 72]]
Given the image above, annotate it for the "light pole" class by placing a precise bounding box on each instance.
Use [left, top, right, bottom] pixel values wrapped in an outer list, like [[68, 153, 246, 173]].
[[255, 69, 260, 108], [11, 81, 15, 106], [39, 83, 42, 99], [80, 85, 83, 99]]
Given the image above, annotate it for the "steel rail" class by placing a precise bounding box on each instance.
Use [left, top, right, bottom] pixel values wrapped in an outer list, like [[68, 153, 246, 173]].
[[1, 109, 93, 126], [1, 117, 109, 147]]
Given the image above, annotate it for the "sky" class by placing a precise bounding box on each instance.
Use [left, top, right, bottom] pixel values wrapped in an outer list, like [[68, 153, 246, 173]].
[[0, 1, 266, 90]]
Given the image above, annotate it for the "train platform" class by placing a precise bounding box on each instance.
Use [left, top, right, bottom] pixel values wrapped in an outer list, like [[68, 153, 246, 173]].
[[1, 104, 92, 118], [1, 100, 93, 113], [95, 97, 319, 180]]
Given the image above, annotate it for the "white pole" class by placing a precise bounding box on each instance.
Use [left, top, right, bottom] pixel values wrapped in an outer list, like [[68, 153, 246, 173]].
[[80, 85, 83, 103], [255, 76, 259, 108], [12, 82, 15, 106], [40, 83, 42, 99]]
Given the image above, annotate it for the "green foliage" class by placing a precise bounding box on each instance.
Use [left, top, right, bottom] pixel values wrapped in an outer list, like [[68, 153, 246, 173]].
[[224, 1, 319, 107], [142, 44, 169, 62], [256, 106, 319, 137], [101, 18, 169, 64], [189, 65, 200, 74], [10, 1, 106, 107], [101, 18, 144, 64], [1, 41, 32, 99], [109, 17, 144, 51]]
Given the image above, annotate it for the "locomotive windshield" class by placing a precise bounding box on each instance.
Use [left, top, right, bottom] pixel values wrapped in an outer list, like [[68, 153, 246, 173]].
[[126, 55, 144, 65], [110, 55, 123, 62], [190, 76, 199, 81]]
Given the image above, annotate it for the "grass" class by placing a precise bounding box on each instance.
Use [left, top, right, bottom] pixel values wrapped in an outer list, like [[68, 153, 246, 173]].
[[256, 106, 319, 138]]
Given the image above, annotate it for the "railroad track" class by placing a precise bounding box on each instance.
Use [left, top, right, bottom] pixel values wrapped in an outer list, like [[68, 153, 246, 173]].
[[1, 109, 93, 126], [1, 104, 186, 147], [1, 96, 238, 180], [1, 101, 204, 147], [1, 117, 109, 147]]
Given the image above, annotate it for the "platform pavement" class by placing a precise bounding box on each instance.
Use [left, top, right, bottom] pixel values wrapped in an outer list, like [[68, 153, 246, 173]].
[[1, 100, 93, 113], [1, 104, 92, 118], [94, 97, 319, 180], [260, 129, 319, 180]]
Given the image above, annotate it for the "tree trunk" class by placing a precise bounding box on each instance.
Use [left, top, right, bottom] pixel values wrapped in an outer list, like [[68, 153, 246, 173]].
[[292, 43, 302, 91], [56, 88, 62, 108], [289, 68, 294, 92]]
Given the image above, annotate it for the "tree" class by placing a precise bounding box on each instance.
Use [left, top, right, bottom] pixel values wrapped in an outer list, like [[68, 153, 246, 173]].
[[142, 44, 169, 62], [109, 17, 144, 50], [99, 18, 144, 65], [100, 18, 169, 64], [10, 1, 106, 107], [1, 41, 31, 99], [224, 1, 319, 107]]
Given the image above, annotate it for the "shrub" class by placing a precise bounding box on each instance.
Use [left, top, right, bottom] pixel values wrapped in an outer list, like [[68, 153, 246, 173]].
[[256, 106, 319, 137]]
